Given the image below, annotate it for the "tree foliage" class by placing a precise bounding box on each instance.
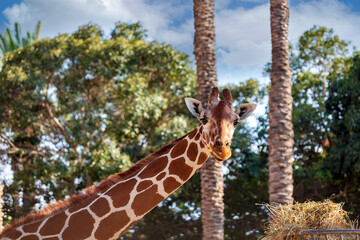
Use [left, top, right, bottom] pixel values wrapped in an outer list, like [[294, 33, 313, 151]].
[[289, 26, 354, 203], [325, 53, 360, 215], [0, 22, 196, 222], [291, 26, 350, 167]]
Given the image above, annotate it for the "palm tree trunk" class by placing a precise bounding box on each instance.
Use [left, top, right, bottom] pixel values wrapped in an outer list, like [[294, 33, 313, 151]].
[[200, 159, 224, 239], [193, 0, 224, 239], [268, 0, 294, 206]]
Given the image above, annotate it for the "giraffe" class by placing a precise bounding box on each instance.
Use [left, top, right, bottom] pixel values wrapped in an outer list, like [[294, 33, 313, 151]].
[[0, 87, 256, 240]]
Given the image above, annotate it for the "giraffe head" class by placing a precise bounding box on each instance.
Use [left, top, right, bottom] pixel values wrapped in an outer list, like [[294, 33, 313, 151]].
[[185, 87, 256, 161]]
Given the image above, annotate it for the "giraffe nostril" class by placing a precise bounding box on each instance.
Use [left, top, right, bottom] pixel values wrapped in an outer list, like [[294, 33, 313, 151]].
[[225, 142, 230, 147], [215, 141, 222, 147]]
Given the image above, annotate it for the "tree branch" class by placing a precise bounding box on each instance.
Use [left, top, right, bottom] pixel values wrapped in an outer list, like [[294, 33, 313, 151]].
[[0, 134, 45, 156], [1, 133, 17, 149], [44, 101, 77, 151]]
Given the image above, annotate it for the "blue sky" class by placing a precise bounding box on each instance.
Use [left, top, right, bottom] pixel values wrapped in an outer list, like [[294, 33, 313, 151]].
[[1, 0, 360, 88]]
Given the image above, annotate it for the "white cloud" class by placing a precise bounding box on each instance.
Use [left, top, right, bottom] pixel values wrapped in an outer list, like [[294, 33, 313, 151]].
[[213, 0, 360, 83], [2, 0, 360, 86], [240, 0, 267, 3], [2, 0, 193, 48], [215, 4, 271, 68], [290, 0, 360, 49], [157, 18, 194, 48], [216, 0, 232, 10]]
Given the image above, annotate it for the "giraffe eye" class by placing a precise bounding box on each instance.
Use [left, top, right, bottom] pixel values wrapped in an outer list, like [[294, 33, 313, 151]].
[[200, 117, 208, 125], [233, 120, 239, 127]]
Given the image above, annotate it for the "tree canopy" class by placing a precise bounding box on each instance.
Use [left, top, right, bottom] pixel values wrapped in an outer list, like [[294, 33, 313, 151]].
[[0, 22, 196, 221]]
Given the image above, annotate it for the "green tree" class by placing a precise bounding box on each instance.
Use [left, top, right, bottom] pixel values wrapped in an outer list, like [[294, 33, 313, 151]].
[[0, 21, 42, 55], [0, 22, 196, 225], [289, 26, 351, 202], [325, 53, 360, 216]]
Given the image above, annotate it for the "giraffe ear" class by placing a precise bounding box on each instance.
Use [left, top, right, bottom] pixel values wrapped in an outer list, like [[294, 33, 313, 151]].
[[185, 98, 204, 117], [236, 103, 257, 120]]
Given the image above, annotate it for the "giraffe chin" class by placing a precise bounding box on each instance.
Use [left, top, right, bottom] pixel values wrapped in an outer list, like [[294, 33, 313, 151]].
[[214, 156, 225, 162], [211, 152, 231, 162]]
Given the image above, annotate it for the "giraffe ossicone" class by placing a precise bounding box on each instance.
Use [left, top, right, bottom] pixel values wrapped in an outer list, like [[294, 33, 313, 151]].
[[0, 87, 256, 240]]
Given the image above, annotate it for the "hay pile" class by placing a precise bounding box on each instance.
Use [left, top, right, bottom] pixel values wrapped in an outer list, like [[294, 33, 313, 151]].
[[262, 200, 355, 240]]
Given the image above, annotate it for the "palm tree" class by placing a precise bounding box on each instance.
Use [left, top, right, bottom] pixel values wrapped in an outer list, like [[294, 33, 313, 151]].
[[0, 21, 42, 55], [193, 0, 224, 239], [268, 0, 294, 206]]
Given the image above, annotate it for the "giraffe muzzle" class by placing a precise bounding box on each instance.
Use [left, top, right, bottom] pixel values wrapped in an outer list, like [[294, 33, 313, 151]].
[[212, 146, 231, 161]]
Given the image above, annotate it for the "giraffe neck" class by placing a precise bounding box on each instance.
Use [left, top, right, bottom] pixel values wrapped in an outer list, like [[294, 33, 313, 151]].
[[0, 126, 211, 240]]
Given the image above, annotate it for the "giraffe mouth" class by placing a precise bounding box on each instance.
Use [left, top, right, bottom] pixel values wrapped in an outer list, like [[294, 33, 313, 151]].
[[211, 152, 229, 161]]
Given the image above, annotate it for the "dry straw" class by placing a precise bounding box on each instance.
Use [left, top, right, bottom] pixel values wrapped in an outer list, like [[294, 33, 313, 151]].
[[262, 200, 356, 240]]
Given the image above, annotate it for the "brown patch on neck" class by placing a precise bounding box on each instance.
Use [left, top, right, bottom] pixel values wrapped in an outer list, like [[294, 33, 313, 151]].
[[187, 142, 199, 161], [39, 211, 67, 236], [169, 157, 193, 181], [61, 210, 95, 239], [188, 128, 198, 139], [131, 185, 164, 216], [95, 210, 130, 239]]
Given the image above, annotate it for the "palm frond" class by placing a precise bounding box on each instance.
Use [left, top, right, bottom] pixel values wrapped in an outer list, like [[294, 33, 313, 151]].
[[0, 34, 7, 53], [14, 22, 22, 46], [33, 20, 42, 41], [6, 28, 17, 51], [0, 31, 12, 53]]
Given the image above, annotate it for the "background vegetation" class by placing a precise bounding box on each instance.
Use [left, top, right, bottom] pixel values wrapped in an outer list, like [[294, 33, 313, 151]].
[[0, 23, 359, 239]]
